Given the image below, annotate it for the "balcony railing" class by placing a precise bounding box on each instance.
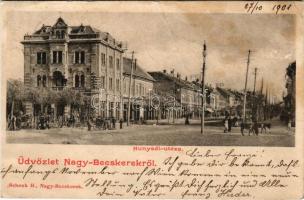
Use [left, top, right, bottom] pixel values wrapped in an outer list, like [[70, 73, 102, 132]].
[[52, 86, 65, 91]]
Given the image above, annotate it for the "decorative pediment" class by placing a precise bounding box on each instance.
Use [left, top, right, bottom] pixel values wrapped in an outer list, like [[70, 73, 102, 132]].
[[53, 17, 67, 28]]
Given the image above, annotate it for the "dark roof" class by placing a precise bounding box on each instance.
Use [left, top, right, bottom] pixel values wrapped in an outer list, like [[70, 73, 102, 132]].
[[216, 87, 231, 98], [53, 17, 68, 28], [26, 18, 123, 50], [34, 25, 52, 35], [70, 25, 97, 34], [148, 71, 197, 90], [123, 58, 155, 82]]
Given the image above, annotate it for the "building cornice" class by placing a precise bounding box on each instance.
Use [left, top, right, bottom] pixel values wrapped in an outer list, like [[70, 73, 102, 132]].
[[21, 39, 124, 52]]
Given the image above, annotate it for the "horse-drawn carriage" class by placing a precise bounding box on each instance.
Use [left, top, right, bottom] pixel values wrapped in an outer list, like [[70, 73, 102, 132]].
[[240, 121, 271, 136]]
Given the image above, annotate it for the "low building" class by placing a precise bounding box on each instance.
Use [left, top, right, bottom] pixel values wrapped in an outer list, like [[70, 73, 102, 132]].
[[215, 87, 243, 116], [148, 70, 202, 120], [122, 58, 155, 122]]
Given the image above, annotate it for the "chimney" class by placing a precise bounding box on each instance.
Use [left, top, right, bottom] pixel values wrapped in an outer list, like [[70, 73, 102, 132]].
[[170, 69, 175, 76], [185, 76, 188, 81], [163, 69, 167, 73], [177, 73, 181, 79]]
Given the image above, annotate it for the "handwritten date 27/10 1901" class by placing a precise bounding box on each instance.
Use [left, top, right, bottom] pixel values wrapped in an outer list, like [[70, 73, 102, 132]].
[[244, 2, 292, 14]]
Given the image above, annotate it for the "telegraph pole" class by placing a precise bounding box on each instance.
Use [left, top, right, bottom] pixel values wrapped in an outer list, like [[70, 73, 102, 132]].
[[201, 41, 207, 134], [127, 51, 134, 126], [252, 67, 258, 121], [253, 67, 258, 94], [243, 50, 251, 124]]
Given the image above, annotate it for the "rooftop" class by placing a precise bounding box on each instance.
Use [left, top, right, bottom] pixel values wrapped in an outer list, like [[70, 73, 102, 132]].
[[148, 71, 198, 91], [23, 17, 124, 50], [123, 58, 155, 82]]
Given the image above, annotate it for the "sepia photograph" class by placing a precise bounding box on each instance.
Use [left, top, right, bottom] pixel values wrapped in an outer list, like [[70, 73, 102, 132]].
[[5, 11, 296, 146], [1, 2, 303, 200]]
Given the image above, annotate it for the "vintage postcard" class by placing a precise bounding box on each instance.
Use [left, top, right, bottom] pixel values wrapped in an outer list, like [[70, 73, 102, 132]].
[[1, 1, 303, 199]]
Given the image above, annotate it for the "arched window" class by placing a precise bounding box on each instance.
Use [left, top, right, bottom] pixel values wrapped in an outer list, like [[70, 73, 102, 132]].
[[42, 75, 47, 87], [75, 74, 79, 88], [80, 74, 85, 87], [37, 75, 41, 87]]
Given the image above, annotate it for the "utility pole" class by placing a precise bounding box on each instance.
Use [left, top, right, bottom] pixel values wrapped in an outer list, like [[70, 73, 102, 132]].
[[243, 50, 251, 124], [253, 67, 258, 94], [260, 77, 264, 94], [127, 51, 134, 126], [252, 67, 258, 121], [201, 41, 207, 134]]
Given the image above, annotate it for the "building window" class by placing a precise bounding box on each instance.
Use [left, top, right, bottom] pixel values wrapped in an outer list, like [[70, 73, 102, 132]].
[[56, 31, 60, 38], [75, 75, 79, 88], [136, 84, 139, 96], [55, 30, 65, 39], [123, 79, 127, 93], [74, 74, 85, 88], [75, 51, 85, 64], [116, 58, 120, 70], [61, 30, 65, 39], [80, 75, 85, 87], [42, 75, 47, 87], [37, 75, 41, 87], [109, 56, 113, 68], [101, 53, 106, 66], [109, 77, 113, 90], [53, 51, 63, 64], [116, 79, 120, 91], [37, 52, 47, 64], [100, 76, 105, 89]]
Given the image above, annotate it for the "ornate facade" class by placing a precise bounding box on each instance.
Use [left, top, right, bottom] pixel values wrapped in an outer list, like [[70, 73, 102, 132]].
[[22, 17, 125, 119]]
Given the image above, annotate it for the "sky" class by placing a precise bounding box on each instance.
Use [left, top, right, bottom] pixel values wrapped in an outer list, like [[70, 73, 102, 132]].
[[3, 11, 296, 101]]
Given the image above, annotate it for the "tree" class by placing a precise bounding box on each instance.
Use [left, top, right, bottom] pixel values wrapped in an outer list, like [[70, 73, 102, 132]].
[[7, 79, 25, 116]]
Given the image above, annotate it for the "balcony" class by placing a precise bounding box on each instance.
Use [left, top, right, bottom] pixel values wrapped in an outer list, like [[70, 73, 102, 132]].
[[52, 86, 65, 91], [24, 35, 50, 40]]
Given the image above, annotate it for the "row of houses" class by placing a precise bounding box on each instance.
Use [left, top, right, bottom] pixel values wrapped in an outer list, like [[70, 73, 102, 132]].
[[21, 18, 244, 122]]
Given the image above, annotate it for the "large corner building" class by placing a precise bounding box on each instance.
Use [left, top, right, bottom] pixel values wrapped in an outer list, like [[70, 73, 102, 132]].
[[22, 17, 126, 119]]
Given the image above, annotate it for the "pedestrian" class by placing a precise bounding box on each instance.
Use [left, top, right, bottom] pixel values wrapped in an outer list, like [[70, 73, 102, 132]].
[[11, 115, 16, 131], [45, 114, 50, 129], [287, 119, 292, 132], [119, 119, 123, 129], [228, 116, 232, 132], [111, 117, 116, 129], [87, 117, 92, 131], [59, 115, 63, 128], [224, 118, 228, 133], [71, 114, 75, 128], [107, 118, 111, 130], [103, 118, 107, 130], [253, 120, 259, 135], [185, 114, 190, 125]]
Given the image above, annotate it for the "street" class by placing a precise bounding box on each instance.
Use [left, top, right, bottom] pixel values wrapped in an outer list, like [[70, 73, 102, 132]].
[[6, 121, 294, 147]]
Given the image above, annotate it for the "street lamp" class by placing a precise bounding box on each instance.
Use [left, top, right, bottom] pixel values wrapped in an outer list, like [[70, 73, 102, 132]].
[[148, 88, 152, 120], [201, 41, 207, 134]]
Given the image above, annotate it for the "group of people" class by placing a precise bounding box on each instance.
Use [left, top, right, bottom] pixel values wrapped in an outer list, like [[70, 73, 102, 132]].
[[87, 116, 124, 131], [223, 116, 239, 133], [8, 110, 126, 132], [37, 114, 51, 129]]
